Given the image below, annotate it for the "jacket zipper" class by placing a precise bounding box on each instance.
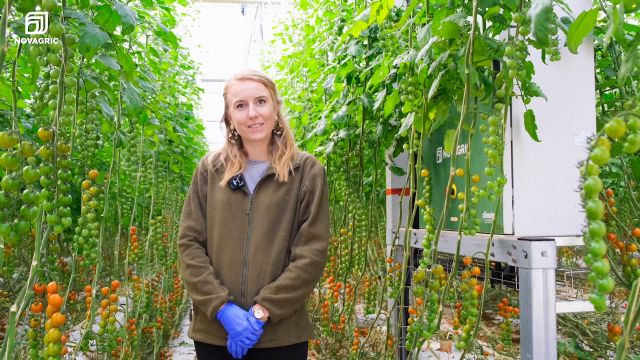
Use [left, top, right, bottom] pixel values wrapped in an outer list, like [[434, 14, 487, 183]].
[[239, 161, 303, 307], [241, 195, 254, 307], [240, 176, 266, 307]]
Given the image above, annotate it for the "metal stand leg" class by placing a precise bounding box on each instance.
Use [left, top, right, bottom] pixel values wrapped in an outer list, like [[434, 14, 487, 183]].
[[519, 245, 557, 360], [392, 245, 408, 360]]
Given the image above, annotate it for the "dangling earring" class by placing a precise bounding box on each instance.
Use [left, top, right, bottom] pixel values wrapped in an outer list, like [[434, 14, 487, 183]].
[[228, 127, 240, 143], [272, 121, 284, 137]]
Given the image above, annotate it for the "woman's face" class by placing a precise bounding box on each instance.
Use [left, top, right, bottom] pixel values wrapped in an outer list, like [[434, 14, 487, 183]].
[[226, 79, 278, 148]]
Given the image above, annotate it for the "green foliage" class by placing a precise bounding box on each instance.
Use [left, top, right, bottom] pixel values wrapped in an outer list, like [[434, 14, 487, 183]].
[[567, 9, 598, 54], [0, 0, 206, 355], [269, 0, 640, 358]]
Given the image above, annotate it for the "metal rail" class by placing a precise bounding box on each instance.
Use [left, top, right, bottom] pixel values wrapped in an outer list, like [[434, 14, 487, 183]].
[[391, 229, 566, 359]]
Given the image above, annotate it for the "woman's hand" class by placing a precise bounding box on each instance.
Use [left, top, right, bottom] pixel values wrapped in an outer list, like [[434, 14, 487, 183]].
[[217, 302, 264, 358], [252, 303, 270, 322]]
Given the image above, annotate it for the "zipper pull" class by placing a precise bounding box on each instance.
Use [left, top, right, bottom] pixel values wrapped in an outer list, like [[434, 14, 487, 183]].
[[246, 197, 252, 215]]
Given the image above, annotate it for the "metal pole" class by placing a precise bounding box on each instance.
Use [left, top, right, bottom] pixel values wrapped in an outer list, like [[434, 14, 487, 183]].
[[518, 239, 557, 360]]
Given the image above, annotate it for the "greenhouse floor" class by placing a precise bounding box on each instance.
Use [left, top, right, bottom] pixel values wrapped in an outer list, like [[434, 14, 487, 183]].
[[168, 311, 196, 360], [168, 307, 499, 360]]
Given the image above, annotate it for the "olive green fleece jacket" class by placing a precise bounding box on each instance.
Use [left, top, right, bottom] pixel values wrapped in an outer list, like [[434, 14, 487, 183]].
[[177, 151, 330, 347]]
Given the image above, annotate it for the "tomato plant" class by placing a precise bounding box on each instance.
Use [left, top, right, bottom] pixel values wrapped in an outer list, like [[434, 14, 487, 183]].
[[0, 0, 205, 355], [269, 0, 640, 358]]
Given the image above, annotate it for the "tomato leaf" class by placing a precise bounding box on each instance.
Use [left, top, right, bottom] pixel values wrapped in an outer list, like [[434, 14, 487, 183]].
[[389, 164, 406, 176], [524, 109, 541, 142], [528, 0, 554, 48], [428, 71, 445, 101], [605, 3, 626, 45], [443, 129, 455, 154], [428, 50, 450, 75], [360, 94, 374, 110], [398, 112, 415, 134], [348, 20, 369, 38], [94, 5, 120, 33], [567, 9, 598, 54], [374, 89, 386, 112], [97, 97, 115, 118], [116, 47, 136, 81], [383, 90, 400, 117], [618, 48, 639, 87], [439, 21, 461, 40], [64, 9, 92, 24], [96, 54, 120, 71], [367, 63, 389, 90], [323, 74, 335, 94], [416, 37, 437, 63], [114, 0, 137, 35], [78, 23, 111, 58], [123, 82, 143, 114]]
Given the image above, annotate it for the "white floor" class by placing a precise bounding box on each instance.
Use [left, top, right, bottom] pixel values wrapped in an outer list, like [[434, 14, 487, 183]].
[[169, 310, 197, 360], [167, 309, 499, 360]]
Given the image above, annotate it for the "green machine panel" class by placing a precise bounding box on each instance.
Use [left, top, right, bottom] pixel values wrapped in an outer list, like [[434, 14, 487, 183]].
[[418, 105, 505, 234]]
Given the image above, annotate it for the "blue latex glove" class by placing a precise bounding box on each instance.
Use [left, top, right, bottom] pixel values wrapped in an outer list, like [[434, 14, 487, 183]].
[[217, 302, 264, 359]]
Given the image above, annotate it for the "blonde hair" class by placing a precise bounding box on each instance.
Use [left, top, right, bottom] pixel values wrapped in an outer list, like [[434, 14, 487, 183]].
[[207, 70, 298, 185]]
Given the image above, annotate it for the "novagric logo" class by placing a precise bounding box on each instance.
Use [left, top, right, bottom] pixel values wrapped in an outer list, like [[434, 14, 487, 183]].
[[15, 11, 60, 44], [25, 11, 49, 35]]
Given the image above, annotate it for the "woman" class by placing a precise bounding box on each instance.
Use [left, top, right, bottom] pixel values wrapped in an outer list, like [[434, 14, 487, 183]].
[[177, 69, 329, 360]]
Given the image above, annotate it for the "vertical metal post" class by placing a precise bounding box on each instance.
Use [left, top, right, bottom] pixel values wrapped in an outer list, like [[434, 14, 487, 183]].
[[392, 245, 408, 360], [518, 239, 557, 360]]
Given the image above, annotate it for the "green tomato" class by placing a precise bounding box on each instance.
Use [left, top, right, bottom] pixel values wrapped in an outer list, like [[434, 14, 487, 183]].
[[505, 45, 516, 57], [14, 220, 30, 235], [46, 213, 60, 226], [40, 176, 53, 188], [587, 239, 607, 257], [592, 258, 611, 276], [0, 222, 10, 237], [48, 22, 64, 37], [413, 269, 426, 283], [48, 41, 62, 51], [596, 137, 611, 150], [65, 34, 78, 46], [19, 205, 38, 221], [21, 188, 40, 204], [22, 166, 41, 184], [582, 161, 600, 176], [604, 117, 627, 139], [41, 0, 58, 11], [46, 342, 61, 356], [585, 199, 605, 221], [47, 53, 61, 67], [5, 230, 19, 245], [512, 13, 525, 24], [0, 131, 18, 149], [588, 292, 607, 312], [0, 191, 11, 208], [0, 152, 20, 171], [16, 0, 37, 13], [1, 174, 20, 193], [596, 275, 615, 293], [20, 141, 36, 158], [590, 146, 610, 166], [43, 201, 55, 212], [61, 217, 72, 228], [582, 176, 603, 199], [622, 132, 640, 154], [64, 76, 76, 87], [29, 45, 41, 58]]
